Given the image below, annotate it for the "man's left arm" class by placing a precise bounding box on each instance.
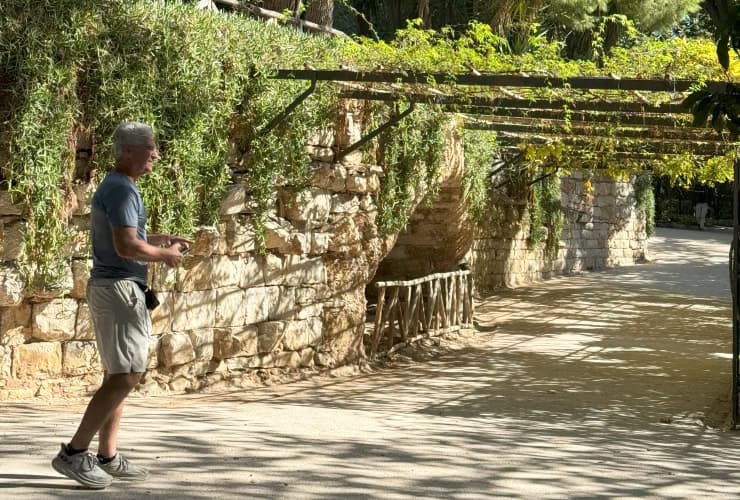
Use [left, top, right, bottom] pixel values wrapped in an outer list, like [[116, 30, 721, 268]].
[[148, 233, 193, 249]]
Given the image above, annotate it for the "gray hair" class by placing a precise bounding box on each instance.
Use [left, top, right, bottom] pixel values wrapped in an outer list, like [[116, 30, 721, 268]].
[[112, 121, 154, 160]]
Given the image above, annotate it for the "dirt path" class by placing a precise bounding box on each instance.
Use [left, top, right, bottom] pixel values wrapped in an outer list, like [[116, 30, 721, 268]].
[[2, 227, 740, 499]]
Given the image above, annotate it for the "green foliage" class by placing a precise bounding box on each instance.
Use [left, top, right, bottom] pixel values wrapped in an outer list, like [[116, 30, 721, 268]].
[[0, 0, 340, 288], [634, 172, 656, 236], [461, 129, 495, 224], [528, 174, 564, 258], [373, 104, 448, 233]]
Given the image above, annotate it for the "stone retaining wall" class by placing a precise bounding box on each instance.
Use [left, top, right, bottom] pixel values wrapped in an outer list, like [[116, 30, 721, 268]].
[[0, 105, 464, 399], [472, 173, 648, 291], [0, 107, 648, 399]]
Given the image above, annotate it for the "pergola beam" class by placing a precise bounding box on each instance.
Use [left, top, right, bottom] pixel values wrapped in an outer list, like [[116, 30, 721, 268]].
[[277, 69, 729, 93], [495, 146, 718, 161], [339, 90, 691, 115], [465, 119, 728, 142], [493, 132, 734, 156]]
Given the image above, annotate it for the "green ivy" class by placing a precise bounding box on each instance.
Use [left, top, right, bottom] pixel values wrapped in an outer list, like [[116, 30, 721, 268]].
[[461, 129, 495, 224], [634, 172, 656, 237], [0, 0, 340, 289], [373, 104, 448, 233], [528, 174, 564, 258]]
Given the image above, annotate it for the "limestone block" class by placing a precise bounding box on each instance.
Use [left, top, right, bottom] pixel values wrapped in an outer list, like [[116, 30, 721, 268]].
[[13, 342, 62, 379], [366, 174, 380, 193], [295, 287, 317, 306], [226, 216, 256, 254], [147, 336, 160, 369], [63, 341, 100, 376], [75, 302, 95, 340], [0, 265, 25, 307], [328, 216, 362, 252], [267, 286, 296, 321], [239, 255, 265, 288], [0, 345, 12, 381], [283, 318, 322, 351], [263, 253, 285, 286], [225, 354, 262, 371], [221, 184, 247, 215], [280, 189, 331, 225], [159, 332, 196, 367], [0, 192, 23, 216], [73, 183, 94, 215], [188, 328, 214, 362], [32, 298, 77, 341], [243, 287, 269, 326], [360, 195, 376, 212], [346, 175, 368, 193], [149, 262, 178, 292], [213, 325, 258, 359], [64, 217, 90, 258], [311, 163, 347, 192], [0, 304, 31, 346], [297, 303, 324, 320], [272, 350, 301, 368], [151, 292, 173, 335], [307, 145, 334, 162], [336, 110, 362, 146], [69, 259, 91, 299], [331, 194, 360, 214], [177, 256, 234, 292], [1, 221, 25, 261], [192, 226, 221, 257], [215, 286, 246, 327], [171, 290, 217, 331], [310, 232, 331, 254], [299, 347, 314, 367], [306, 127, 335, 147], [257, 321, 286, 353]]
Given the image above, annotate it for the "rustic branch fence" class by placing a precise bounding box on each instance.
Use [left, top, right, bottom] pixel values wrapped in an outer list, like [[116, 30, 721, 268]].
[[368, 270, 474, 357]]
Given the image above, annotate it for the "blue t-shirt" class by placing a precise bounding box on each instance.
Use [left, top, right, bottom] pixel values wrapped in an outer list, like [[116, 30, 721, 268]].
[[90, 171, 148, 285]]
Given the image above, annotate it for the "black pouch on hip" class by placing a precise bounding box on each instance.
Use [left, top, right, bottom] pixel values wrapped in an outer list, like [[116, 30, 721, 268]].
[[137, 283, 160, 311]]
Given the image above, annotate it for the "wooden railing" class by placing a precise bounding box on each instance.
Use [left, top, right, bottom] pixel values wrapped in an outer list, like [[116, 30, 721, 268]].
[[367, 270, 474, 357]]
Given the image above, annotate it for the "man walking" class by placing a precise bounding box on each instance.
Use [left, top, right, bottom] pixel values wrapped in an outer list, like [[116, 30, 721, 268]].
[[51, 122, 192, 489]]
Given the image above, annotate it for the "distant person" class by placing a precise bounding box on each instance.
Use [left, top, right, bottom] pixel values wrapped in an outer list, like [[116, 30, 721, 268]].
[[693, 185, 710, 230], [51, 122, 192, 489]]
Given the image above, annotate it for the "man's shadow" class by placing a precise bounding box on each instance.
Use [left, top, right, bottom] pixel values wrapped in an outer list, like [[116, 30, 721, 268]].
[[0, 473, 83, 490]]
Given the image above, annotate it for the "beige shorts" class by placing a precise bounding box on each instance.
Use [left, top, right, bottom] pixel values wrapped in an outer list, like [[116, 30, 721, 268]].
[[87, 278, 152, 374]]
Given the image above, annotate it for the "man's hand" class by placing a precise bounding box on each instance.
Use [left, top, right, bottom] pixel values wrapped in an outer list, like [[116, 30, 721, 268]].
[[161, 244, 184, 267], [169, 235, 193, 251]]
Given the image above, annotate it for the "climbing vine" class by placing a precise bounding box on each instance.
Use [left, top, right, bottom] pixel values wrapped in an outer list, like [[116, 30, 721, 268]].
[[0, 1, 736, 290], [634, 172, 656, 237], [0, 0, 340, 289], [371, 103, 448, 233]]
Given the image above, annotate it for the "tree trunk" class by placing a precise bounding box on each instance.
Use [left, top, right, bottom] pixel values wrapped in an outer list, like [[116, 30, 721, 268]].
[[418, 0, 431, 28], [304, 0, 334, 27], [262, 0, 299, 15], [565, 29, 595, 61]]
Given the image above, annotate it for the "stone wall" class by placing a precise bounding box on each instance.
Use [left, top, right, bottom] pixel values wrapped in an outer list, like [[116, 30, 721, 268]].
[[372, 125, 473, 283], [472, 172, 648, 292], [0, 103, 461, 399], [0, 105, 648, 399]]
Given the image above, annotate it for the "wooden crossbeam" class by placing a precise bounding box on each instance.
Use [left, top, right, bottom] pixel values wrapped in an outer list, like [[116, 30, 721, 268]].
[[494, 147, 719, 161], [277, 69, 730, 93], [339, 90, 691, 115], [494, 132, 734, 155], [465, 119, 728, 142]]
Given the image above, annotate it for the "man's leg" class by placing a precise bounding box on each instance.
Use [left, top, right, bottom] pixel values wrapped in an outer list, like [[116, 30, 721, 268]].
[[97, 372, 142, 458], [69, 372, 142, 451]]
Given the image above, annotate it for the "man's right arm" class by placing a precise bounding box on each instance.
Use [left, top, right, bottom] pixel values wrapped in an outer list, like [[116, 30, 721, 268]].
[[112, 226, 184, 267]]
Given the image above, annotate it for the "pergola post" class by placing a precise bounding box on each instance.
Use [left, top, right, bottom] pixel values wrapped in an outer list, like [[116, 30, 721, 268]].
[[733, 153, 740, 430]]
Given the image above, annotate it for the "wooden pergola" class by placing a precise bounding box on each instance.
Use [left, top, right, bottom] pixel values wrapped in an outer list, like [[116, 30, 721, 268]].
[[269, 68, 740, 428]]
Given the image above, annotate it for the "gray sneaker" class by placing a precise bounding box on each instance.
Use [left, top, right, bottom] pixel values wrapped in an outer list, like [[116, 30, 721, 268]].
[[98, 453, 149, 481], [51, 444, 113, 489]]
